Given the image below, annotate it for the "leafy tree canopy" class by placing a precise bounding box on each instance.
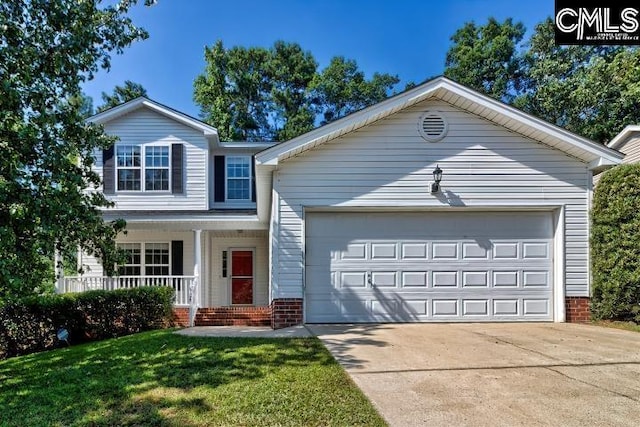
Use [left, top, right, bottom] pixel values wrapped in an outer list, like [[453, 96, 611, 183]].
[[97, 80, 148, 113], [194, 40, 400, 142], [445, 17, 640, 143], [0, 0, 150, 302]]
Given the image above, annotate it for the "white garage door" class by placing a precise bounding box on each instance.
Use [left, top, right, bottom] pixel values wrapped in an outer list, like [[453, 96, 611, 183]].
[[305, 211, 554, 323]]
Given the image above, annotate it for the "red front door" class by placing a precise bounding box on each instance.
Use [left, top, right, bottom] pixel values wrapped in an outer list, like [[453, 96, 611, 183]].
[[231, 250, 253, 305]]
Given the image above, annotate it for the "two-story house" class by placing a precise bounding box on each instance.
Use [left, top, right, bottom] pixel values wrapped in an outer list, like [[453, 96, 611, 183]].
[[63, 77, 623, 328], [64, 97, 276, 326]]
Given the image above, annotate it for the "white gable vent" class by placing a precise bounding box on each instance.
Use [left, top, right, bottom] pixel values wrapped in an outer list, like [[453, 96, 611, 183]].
[[418, 111, 448, 142]]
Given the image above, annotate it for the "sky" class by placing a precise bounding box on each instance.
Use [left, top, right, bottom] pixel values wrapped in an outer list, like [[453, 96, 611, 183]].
[[82, 0, 556, 118]]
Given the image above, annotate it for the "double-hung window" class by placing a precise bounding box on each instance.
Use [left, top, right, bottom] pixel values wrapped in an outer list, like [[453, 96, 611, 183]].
[[144, 243, 170, 275], [226, 156, 251, 201], [116, 145, 169, 192], [117, 242, 170, 276], [118, 243, 141, 276], [144, 146, 169, 191], [116, 145, 141, 191]]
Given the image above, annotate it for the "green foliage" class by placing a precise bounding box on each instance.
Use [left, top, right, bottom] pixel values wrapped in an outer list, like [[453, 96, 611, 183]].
[[591, 164, 640, 322], [97, 80, 148, 113], [0, 0, 148, 301], [445, 17, 640, 143], [0, 286, 174, 359], [445, 17, 525, 101], [0, 330, 385, 426], [310, 56, 400, 125], [194, 40, 400, 141]]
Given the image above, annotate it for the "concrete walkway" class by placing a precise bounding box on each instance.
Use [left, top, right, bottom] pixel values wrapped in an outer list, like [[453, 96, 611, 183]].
[[308, 323, 640, 427], [175, 324, 312, 338]]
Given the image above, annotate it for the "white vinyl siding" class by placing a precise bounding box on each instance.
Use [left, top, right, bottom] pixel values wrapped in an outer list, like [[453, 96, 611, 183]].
[[94, 108, 208, 210], [271, 99, 591, 300]]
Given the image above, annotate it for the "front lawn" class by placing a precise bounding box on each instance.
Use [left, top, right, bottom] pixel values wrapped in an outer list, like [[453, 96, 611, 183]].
[[0, 330, 386, 426]]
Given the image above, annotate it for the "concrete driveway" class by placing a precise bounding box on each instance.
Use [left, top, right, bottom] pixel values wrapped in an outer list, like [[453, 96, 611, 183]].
[[308, 323, 640, 427]]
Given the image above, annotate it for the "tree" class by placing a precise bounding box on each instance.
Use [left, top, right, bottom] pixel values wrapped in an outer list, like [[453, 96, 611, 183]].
[[97, 80, 148, 112], [591, 164, 640, 322], [310, 57, 400, 125], [266, 41, 317, 141], [445, 17, 640, 143], [445, 17, 525, 101], [194, 41, 272, 141], [0, 0, 149, 302], [194, 41, 400, 141]]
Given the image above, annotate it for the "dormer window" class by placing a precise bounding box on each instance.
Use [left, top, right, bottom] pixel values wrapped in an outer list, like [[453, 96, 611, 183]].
[[226, 156, 251, 201]]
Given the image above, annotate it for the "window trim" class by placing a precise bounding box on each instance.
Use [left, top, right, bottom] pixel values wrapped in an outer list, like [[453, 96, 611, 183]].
[[115, 144, 172, 193], [144, 242, 171, 276], [225, 155, 252, 202], [115, 145, 142, 192], [117, 243, 142, 276], [117, 242, 172, 276]]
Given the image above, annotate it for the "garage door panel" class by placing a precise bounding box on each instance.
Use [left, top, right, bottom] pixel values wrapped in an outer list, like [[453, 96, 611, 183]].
[[305, 212, 553, 323]]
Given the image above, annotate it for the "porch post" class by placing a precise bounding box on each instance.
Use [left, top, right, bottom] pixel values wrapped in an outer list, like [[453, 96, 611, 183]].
[[189, 229, 202, 326], [54, 247, 64, 293]]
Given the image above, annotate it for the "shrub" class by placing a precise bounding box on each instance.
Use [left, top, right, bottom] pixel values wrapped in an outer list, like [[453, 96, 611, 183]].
[[0, 286, 174, 359], [591, 164, 640, 322]]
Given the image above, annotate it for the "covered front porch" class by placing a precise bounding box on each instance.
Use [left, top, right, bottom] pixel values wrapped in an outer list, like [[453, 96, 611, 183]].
[[61, 227, 272, 326]]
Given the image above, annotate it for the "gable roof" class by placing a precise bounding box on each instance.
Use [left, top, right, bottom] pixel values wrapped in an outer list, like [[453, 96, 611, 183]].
[[256, 76, 622, 171], [608, 125, 640, 150], [88, 97, 219, 140]]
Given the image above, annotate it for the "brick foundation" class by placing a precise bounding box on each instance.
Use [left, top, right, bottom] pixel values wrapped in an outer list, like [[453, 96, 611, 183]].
[[195, 306, 272, 326], [565, 297, 590, 323], [173, 308, 190, 327], [271, 298, 303, 329]]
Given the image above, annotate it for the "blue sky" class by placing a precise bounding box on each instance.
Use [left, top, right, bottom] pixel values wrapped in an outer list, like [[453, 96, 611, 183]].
[[83, 0, 556, 117]]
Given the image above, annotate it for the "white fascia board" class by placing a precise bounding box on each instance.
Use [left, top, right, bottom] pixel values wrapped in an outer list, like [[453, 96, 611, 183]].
[[588, 156, 622, 171], [218, 141, 276, 149], [608, 125, 640, 149]]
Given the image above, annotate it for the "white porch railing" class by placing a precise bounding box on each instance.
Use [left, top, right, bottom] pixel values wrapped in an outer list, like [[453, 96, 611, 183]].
[[62, 276, 195, 306]]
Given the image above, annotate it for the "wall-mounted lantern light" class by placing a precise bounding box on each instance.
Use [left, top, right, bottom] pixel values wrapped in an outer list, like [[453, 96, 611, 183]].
[[431, 165, 443, 193]]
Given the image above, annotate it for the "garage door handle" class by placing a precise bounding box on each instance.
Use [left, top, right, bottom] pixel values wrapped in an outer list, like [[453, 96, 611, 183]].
[[367, 273, 375, 288]]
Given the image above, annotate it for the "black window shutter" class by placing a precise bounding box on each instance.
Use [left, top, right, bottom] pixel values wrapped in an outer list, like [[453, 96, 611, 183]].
[[171, 240, 183, 275], [251, 155, 256, 202], [103, 146, 115, 194], [214, 155, 225, 202], [171, 144, 183, 194]]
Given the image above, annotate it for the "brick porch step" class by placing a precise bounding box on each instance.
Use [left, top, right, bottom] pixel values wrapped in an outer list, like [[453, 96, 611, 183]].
[[194, 306, 272, 327]]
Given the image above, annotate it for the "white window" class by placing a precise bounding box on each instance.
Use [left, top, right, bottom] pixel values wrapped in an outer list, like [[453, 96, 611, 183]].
[[118, 243, 141, 275], [144, 146, 169, 191], [116, 145, 170, 192], [116, 145, 141, 191], [226, 156, 251, 200], [144, 243, 170, 275], [117, 242, 169, 276]]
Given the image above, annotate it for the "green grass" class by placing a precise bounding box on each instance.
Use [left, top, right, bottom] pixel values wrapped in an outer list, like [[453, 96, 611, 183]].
[[0, 330, 386, 427], [593, 320, 640, 333]]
